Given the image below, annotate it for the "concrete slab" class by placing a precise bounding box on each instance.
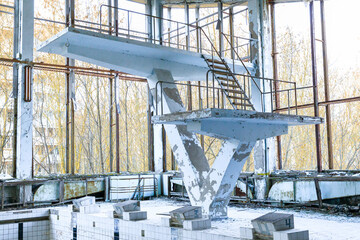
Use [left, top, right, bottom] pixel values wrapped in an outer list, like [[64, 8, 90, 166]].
[[152, 108, 322, 141], [251, 212, 294, 235], [183, 218, 211, 230], [273, 229, 309, 240], [123, 211, 148, 221], [239, 227, 256, 239], [37, 27, 254, 81], [152, 108, 323, 126]]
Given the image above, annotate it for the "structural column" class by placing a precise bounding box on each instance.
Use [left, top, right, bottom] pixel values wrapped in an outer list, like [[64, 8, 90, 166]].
[[108, 0, 114, 172], [65, 0, 76, 174], [15, 0, 34, 179], [270, 3, 282, 170], [14, 0, 34, 204], [150, 0, 166, 172], [320, 0, 333, 169], [309, 0, 322, 172], [248, 0, 276, 199]]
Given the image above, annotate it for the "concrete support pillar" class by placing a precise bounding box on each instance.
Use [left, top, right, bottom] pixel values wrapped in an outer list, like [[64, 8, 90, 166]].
[[145, 0, 153, 42], [152, 0, 163, 43], [148, 69, 255, 218], [248, 0, 275, 199], [151, 0, 165, 172], [14, 0, 34, 202]]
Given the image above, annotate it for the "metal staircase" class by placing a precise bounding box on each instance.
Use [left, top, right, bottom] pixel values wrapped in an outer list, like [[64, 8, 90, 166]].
[[203, 56, 255, 111]]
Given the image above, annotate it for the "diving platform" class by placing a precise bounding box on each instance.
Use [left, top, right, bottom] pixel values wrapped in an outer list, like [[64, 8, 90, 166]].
[[38, 24, 323, 219], [38, 27, 254, 81], [152, 108, 323, 141]]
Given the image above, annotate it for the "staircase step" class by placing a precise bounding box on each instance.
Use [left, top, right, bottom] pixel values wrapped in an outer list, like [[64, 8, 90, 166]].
[[210, 64, 228, 71], [224, 89, 245, 94], [213, 70, 232, 76], [217, 77, 237, 82], [228, 95, 248, 101], [205, 58, 224, 65], [232, 102, 254, 107], [219, 82, 239, 88]]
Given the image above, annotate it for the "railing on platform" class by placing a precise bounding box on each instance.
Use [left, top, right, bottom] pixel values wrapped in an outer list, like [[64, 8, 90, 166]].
[[154, 74, 298, 115], [72, 5, 300, 115]]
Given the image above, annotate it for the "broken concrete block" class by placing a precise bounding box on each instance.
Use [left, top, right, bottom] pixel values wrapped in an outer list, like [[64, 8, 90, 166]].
[[113, 200, 140, 218], [183, 218, 211, 230], [251, 212, 294, 236], [169, 206, 202, 227], [239, 227, 256, 239], [273, 229, 309, 240], [72, 196, 96, 212], [123, 211, 147, 221]]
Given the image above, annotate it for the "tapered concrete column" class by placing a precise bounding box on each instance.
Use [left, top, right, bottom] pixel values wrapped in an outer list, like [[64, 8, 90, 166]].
[[148, 69, 255, 218], [248, 0, 275, 199], [14, 0, 34, 203]]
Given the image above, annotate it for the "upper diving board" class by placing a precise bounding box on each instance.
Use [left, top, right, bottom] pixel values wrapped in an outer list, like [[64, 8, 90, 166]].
[[37, 27, 254, 81]]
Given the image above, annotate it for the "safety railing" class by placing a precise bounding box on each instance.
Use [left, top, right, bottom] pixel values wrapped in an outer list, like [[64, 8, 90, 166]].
[[94, 5, 253, 59], [221, 33, 255, 62], [73, 5, 300, 115], [154, 74, 298, 115]]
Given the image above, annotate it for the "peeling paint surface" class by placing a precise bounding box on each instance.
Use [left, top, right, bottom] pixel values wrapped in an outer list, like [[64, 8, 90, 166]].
[[268, 180, 360, 202], [148, 69, 256, 218]]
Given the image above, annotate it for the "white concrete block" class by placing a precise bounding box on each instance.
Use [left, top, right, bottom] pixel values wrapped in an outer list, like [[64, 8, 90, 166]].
[[161, 217, 171, 227], [239, 226, 255, 239], [123, 211, 147, 221], [273, 229, 309, 240], [183, 218, 211, 230], [79, 204, 101, 214]]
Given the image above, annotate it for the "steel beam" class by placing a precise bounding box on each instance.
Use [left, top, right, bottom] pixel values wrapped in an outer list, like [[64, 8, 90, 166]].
[[147, 86, 154, 171], [108, 0, 114, 172], [12, 0, 20, 177], [320, 0, 333, 170], [309, 0, 322, 172], [218, 2, 224, 57], [270, 3, 282, 170], [114, 75, 120, 173]]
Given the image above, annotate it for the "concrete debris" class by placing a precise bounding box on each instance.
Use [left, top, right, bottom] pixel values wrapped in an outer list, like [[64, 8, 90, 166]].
[[113, 200, 147, 221], [251, 212, 294, 235], [238, 212, 309, 240], [72, 196, 96, 212]]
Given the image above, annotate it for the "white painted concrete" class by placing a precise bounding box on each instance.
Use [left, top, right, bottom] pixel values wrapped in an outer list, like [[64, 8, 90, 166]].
[[15, 0, 34, 181], [37, 27, 254, 81], [268, 180, 360, 202], [147, 69, 258, 218], [248, 0, 277, 199]]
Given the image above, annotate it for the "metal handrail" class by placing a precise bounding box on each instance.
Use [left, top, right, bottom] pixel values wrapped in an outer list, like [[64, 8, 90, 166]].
[[92, 5, 299, 114]]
